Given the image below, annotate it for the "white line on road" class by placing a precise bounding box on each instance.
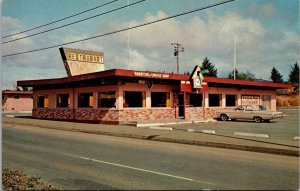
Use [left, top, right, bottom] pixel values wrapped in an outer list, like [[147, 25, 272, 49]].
[[65, 153, 215, 186]]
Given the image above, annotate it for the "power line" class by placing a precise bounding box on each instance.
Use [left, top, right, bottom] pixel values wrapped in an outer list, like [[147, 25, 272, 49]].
[[2, 0, 146, 44], [2, 0, 119, 39], [2, 0, 234, 58]]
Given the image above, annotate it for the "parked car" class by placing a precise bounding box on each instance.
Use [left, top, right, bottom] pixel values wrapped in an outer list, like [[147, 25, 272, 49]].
[[216, 105, 284, 123]]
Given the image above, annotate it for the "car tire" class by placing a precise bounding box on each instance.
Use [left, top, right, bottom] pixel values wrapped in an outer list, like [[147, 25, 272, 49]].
[[254, 116, 262, 123], [220, 114, 228, 121]]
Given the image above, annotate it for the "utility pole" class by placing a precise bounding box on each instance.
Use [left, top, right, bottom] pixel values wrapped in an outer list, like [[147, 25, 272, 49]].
[[171, 43, 184, 74], [233, 34, 237, 80]]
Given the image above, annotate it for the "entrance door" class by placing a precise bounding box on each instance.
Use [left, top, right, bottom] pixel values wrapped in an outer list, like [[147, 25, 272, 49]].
[[262, 95, 271, 110], [178, 93, 185, 118]]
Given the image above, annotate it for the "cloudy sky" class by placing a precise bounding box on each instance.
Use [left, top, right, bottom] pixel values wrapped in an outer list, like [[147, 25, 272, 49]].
[[1, 0, 299, 89]]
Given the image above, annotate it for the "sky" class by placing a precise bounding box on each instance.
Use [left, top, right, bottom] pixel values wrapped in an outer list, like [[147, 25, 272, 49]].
[[1, 0, 299, 89]]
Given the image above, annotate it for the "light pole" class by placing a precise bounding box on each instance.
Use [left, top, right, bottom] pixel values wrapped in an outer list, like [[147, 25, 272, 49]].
[[171, 43, 184, 74]]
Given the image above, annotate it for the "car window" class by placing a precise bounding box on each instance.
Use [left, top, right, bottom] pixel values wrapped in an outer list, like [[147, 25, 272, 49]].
[[236, 105, 244, 110], [245, 106, 253, 111], [259, 105, 266, 111]]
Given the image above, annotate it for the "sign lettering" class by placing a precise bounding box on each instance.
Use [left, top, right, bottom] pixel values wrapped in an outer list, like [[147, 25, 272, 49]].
[[134, 72, 170, 79], [242, 95, 260, 105], [66, 51, 104, 64]]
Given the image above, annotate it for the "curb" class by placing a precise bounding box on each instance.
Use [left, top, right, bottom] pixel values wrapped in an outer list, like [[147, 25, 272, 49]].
[[3, 121, 299, 157], [152, 137, 299, 157]]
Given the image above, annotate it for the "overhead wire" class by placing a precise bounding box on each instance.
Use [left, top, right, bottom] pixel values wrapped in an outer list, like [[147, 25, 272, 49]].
[[1, 0, 146, 44], [1, 0, 119, 39], [2, 0, 235, 58]]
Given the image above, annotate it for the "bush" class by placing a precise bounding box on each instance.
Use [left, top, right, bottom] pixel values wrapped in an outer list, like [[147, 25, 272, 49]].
[[2, 166, 59, 190]]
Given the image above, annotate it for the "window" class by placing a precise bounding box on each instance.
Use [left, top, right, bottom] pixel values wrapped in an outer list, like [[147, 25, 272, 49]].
[[78, 93, 93, 108], [226, 94, 237, 107], [98, 91, 116, 108], [245, 105, 253, 111], [151, 92, 170, 107], [14, 95, 20, 99], [37, 95, 49, 108], [189, 93, 203, 107], [56, 94, 70, 108], [209, 94, 222, 107], [123, 91, 145, 108]]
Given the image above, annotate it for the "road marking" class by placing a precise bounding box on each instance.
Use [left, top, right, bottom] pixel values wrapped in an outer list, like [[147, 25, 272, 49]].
[[65, 153, 215, 186]]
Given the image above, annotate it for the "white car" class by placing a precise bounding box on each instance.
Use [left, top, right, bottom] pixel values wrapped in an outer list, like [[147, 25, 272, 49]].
[[216, 105, 284, 123]]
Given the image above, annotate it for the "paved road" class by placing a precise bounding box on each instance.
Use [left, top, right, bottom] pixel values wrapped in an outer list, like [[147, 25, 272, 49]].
[[2, 124, 299, 190], [170, 109, 299, 140]]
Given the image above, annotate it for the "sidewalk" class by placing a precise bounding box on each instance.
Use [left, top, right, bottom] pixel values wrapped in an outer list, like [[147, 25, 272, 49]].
[[2, 116, 299, 157]]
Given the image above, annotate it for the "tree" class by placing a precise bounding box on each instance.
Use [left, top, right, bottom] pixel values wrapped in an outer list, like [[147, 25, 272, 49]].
[[201, 57, 217, 77], [238, 71, 256, 81], [228, 69, 239, 79], [270, 67, 284, 83], [227, 70, 255, 81], [288, 62, 299, 91]]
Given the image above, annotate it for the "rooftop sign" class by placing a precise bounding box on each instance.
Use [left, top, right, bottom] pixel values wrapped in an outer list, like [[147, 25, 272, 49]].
[[133, 71, 170, 79], [59, 47, 104, 76]]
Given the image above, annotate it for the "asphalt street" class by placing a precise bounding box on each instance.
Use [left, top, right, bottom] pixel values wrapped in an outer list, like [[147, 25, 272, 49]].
[[2, 124, 299, 190], [170, 108, 299, 140]]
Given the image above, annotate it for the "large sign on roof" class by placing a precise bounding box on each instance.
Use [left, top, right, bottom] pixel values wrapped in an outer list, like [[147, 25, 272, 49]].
[[59, 47, 104, 76]]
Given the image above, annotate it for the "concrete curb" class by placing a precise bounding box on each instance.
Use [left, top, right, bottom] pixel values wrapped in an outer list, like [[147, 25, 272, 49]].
[[152, 137, 299, 157], [234, 132, 269, 138], [3, 121, 299, 157]]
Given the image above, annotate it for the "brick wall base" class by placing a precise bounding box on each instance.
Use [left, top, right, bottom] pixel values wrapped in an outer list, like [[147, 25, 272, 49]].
[[33, 107, 219, 124]]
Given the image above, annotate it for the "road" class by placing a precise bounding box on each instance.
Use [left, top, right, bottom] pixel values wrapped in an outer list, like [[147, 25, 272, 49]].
[[2, 124, 299, 190]]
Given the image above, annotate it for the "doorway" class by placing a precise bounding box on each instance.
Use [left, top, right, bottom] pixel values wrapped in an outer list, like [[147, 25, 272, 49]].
[[178, 93, 185, 118]]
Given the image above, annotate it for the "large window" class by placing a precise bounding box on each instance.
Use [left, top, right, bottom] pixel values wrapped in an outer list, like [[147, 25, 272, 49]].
[[226, 94, 237, 107], [37, 95, 49, 108], [98, 91, 116, 108], [209, 94, 222, 107], [189, 93, 203, 107], [78, 93, 93, 108], [56, 94, 70, 108], [124, 91, 145, 108], [151, 92, 170, 107]]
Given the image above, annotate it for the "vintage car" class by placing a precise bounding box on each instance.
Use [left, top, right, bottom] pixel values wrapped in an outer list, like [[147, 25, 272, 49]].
[[216, 105, 284, 123]]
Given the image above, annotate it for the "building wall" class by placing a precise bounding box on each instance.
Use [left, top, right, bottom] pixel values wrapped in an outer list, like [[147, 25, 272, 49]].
[[2, 94, 33, 112], [32, 84, 278, 123]]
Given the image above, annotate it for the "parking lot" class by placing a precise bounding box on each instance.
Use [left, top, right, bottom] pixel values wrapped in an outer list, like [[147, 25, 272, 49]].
[[169, 108, 299, 141]]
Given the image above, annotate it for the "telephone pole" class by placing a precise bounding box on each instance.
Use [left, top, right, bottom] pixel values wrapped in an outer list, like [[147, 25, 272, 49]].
[[171, 43, 184, 74]]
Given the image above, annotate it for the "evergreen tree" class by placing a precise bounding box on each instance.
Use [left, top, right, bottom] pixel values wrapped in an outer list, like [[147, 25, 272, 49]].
[[288, 62, 299, 91], [201, 57, 217, 77], [228, 69, 255, 81], [270, 67, 284, 83], [228, 69, 239, 79]]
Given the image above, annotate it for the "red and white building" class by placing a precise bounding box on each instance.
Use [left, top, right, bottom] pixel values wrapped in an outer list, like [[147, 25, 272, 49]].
[[2, 90, 33, 112], [17, 68, 291, 124]]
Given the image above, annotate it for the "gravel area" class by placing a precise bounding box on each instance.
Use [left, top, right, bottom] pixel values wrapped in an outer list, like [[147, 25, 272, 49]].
[[2, 166, 59, 190]]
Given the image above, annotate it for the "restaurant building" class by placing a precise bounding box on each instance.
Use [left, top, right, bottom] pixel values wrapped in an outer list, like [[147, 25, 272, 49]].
[[2, 90, 33, 112], [17, 68, 291, 124]]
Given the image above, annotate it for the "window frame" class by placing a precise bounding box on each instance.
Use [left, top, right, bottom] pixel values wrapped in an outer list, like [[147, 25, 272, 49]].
[[56, 93, 70, 108], [208, 94, 222, 107], [189, 93, 203, 107], [37, 95, 49, 108], [77, 92, 94, 108], [151, 92, 170, 108], [97, 91, 116, 108], [123, 91, 146, 108]]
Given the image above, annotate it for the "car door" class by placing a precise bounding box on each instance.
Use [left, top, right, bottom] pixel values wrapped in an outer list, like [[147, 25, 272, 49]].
[[243, 105, 254, 119], [231, 105, 244, 119]]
